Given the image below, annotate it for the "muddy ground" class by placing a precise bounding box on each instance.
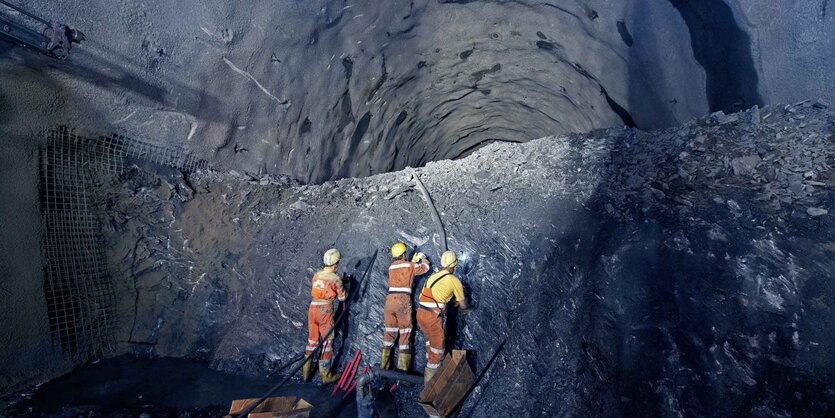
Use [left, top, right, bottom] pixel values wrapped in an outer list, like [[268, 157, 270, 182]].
[[0, 355, 363, 418]]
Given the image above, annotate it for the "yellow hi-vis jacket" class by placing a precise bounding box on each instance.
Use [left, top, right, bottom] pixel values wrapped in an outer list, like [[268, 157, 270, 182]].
[[418, 270, 465, 309]]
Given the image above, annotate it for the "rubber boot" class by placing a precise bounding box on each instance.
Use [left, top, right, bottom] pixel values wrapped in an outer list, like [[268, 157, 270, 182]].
[[320, 365, 341, 385], [424, 367, 438, 385], [380, 348, 392, 370], [396, 353, 411, 372], [301, 358, 314, 382]]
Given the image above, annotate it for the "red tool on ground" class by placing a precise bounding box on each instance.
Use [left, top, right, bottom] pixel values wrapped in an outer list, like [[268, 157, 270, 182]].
[[341, 355, 363, 392], [343, 353, 361, 389], [332, 350, 362, 396]]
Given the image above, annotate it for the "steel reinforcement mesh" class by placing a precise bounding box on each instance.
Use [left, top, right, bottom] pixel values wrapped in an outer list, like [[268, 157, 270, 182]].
[[40, 126, 206, 358]]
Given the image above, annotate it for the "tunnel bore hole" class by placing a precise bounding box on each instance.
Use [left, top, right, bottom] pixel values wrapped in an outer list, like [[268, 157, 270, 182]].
[[449, 138, 524, 160]]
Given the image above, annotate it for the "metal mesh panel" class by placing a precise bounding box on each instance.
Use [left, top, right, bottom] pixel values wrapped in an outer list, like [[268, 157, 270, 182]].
[[96, 132, 208, 173], [39, 126, 206, 359]]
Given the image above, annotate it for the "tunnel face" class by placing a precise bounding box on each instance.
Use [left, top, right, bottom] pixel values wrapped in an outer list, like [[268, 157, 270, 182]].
[[2, 0, 832, 183], [1, 0, 832, 185], [77, 104, 835, 417], [1, 0, 835, 417], [0, 0, 773, 184], [181, 0, 717, 183]]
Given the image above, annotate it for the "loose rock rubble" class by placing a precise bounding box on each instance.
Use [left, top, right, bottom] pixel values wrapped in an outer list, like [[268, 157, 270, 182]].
[[93, 103, 833, 417]]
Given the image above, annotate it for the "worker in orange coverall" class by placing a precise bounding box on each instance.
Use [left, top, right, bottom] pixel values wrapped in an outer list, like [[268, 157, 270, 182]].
[[381, 242, 430, 372], [302, 248, 346, 384], [417, 250, 467, 383]]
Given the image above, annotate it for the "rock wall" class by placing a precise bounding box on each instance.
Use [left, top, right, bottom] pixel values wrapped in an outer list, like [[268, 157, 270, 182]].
[[1, 0, 834, 404], [102, 103, 834, 416], [0, 0, 832, 184], [729, 0, 835, 106]]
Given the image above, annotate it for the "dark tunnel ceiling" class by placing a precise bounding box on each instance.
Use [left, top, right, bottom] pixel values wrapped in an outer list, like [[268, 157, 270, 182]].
[[239, 0, 758, 183], [4, 0, 762, 183]]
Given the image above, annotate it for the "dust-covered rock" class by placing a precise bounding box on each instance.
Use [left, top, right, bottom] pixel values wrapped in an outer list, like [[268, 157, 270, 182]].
[[97, 103, 835, 417]]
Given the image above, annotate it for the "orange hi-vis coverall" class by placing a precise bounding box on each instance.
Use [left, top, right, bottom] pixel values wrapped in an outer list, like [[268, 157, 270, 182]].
[[383, 259, 430, 354], [306, 269, 346, 370], [416, 270, 465, 371]]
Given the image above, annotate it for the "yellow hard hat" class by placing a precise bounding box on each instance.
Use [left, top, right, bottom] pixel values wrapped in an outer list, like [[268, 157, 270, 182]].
[[391, 242, 408, 258], [323, 248, 341, 266], [441, 251, 458, 268]]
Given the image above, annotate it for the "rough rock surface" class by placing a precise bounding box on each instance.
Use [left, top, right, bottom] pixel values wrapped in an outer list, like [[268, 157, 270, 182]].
[[0, 0, 833, 183], [101, 103, 835, 416]]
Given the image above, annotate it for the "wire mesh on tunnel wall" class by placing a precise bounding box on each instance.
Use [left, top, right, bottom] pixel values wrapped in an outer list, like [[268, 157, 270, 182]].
[[39, 126, 206, 360]]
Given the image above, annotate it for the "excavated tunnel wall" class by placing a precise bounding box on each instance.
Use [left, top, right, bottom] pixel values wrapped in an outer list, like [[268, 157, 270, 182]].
[[0, 0, 834, 408], [0, 126, 207, 393], [97, 104, 834, 416], [0, 0, 832, 184]]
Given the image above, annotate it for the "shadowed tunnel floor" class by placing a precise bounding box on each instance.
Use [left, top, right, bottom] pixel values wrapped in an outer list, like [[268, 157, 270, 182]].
[[1, 356, 366, 418]]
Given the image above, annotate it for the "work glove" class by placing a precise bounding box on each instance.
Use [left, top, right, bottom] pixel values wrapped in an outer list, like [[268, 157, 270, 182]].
[[411, 252, 426, 263]]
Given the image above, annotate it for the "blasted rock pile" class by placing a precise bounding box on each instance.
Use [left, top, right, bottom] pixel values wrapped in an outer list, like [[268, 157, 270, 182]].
[[101, 102, 834, 416]]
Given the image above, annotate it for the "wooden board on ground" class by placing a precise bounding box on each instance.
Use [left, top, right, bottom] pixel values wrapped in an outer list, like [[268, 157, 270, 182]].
[[228, 396, 313, 418], [418, 350, 475, 418]]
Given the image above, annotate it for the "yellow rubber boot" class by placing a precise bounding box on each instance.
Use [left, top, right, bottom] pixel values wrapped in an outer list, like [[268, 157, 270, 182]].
[[424, 366, 438, 385], [320, 365, 341, 385], [380, 348, 392, 370], [301, 358, 314, 382], [396, 353, 411, 372]]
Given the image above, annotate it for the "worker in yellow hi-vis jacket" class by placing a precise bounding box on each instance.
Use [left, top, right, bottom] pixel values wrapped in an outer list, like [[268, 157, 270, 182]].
[[416, 251, 467, 383]]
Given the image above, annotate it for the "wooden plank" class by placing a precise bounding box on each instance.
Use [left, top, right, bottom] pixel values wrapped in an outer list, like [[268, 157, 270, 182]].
[[229, 396, 312, 418], [418, 350, 475, 418]]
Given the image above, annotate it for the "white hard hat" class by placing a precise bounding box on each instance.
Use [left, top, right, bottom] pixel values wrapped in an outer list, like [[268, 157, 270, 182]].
[[323, 248, 341, 266], [441, 251, 458, 268]]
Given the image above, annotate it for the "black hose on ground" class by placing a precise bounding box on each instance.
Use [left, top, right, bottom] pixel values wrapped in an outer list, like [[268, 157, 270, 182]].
[[372, 367, 425, 385], [267, 354, 305, 378], [234, 250, 378, 417]]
